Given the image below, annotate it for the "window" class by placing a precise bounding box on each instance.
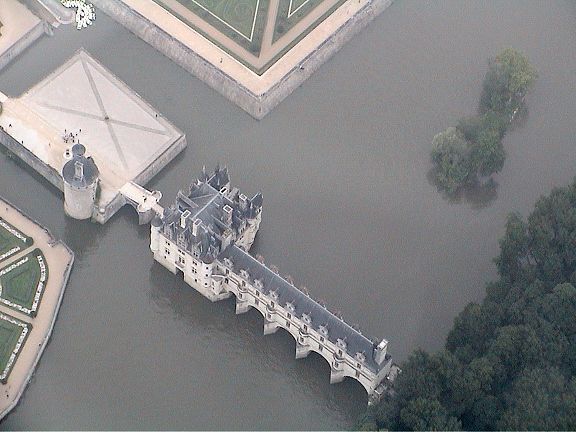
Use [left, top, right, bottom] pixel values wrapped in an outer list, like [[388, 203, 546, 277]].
[[357, 363, 362, 369], [255, 299, 259, 305], [320, 336, 324, 342], [338, 349, 342, 356], [255, 291, 260, 297], [178, 256, 185, 264], [318, 344, 323, 351], [270, 301, 275, 308], [355, 370, 360, 378], [287, 313, 291, 319], [226, 269, 229, 274], [242, 280, 246, 286], [165, 248, 170, 254], [267, 313, 271, 319], [286, 321, 290, 328], [299, 337, 304, 343], [303, 325, 308, 332], [204, 282, 208, 286], [225, 278, 229, 283]]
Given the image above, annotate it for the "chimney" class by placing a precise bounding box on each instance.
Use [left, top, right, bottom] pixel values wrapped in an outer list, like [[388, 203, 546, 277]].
[[74, 160, 84, 181], [222, 204, 233, 225], [239, 194, 248, 211], [192, 218, 201, 236], [373, 339, 388, 365], [180, 210, 191, 228]]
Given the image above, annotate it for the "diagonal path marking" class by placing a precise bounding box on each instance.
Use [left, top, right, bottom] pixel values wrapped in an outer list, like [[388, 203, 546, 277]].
[[81, 58, 129, 170]]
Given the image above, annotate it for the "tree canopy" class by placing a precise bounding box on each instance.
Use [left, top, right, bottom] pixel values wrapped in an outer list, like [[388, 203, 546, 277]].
[[431, 49, 536, 195], [357, 179, 576, 430]]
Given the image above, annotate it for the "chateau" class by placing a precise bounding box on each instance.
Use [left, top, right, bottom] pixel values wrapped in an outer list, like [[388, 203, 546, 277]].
[[150, 167, 394, 398]]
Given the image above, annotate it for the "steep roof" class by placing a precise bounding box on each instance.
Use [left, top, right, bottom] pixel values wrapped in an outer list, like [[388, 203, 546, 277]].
[[218, 245, 383, 373]]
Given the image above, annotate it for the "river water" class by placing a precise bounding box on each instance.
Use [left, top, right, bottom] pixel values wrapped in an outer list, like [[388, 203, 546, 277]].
[[0, 0, 575, 429]]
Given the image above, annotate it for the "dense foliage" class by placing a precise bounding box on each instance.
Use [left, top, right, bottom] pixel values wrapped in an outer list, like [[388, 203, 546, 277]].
[[431, 48, 537, 195], [357, 180, 576, 430]]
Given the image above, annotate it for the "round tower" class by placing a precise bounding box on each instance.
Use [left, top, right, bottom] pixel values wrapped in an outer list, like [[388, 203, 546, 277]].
[[62, 143, 99, 220], [150, 215, 162, 253]]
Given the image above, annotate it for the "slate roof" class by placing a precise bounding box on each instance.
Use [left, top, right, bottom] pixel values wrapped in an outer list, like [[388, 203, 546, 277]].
[[218, 244, 383, 373], [159, 167, 262, 263]]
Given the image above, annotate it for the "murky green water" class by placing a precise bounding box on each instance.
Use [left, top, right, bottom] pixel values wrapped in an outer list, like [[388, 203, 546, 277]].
[[0, 0, 575, 428]]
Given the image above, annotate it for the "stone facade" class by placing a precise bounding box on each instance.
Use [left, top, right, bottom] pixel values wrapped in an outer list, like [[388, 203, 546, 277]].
[[150, 167, 393, 397]]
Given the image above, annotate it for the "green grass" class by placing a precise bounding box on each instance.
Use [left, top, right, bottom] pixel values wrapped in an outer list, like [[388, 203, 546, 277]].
[[0, 249, 47, 317], [0, 218, 32, 264], [272, 0, 347, 43], [153, 0, 269, 56], [152, 0, 349, 74], [0, 313, 30, 383]]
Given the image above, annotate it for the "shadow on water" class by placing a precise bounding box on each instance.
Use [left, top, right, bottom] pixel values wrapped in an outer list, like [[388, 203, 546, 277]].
[[62, 216, 111, 258], [427, 167, 499, 210], [427, 103, 531, 209], [147, 263, 367, 418]]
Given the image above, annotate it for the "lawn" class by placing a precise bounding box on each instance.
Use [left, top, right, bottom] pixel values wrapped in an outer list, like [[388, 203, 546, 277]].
[[0, 313, 31, 383], [0, 249, 47, 317], [0, 218, 32, 264]]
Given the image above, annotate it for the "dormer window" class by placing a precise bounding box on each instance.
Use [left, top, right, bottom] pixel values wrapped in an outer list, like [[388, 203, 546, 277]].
[[336, 338, 347, 355]]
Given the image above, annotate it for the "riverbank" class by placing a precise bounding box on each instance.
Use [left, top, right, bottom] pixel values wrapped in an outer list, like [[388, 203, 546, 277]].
[[0, 197, 73, 420]]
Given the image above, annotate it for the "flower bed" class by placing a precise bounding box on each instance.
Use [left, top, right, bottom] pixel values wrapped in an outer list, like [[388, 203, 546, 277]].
[[0, 217, 32, 264], [0, 312, 31, 384], [0, 249, 47, 317]]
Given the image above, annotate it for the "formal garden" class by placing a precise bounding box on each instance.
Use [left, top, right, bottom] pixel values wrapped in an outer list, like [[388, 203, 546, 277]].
[[0, 249, 47, 317], [0, 218, 32, 264], [0, 312, 30, 384]]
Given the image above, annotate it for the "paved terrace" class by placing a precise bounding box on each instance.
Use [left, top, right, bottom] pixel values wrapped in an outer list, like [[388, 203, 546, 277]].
[[0, 49, 186, 223]]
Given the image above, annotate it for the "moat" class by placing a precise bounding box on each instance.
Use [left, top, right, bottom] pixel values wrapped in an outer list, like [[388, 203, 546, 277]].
[[0, 0, 575, 429]]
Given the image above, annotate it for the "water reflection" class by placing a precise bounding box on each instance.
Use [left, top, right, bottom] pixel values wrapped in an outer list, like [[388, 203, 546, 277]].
[[147, 262, 367, 421], [427, 167, 499, 209]]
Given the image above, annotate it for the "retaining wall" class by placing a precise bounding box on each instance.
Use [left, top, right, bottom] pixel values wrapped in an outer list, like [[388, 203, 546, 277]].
[[0, 20, 46, 72], [91, 0, 393, 119]]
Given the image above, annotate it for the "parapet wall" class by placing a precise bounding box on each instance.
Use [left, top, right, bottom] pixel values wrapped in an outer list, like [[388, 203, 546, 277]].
[[92, 0, 393, 119], [0, 20, 45, 72], [0, 126, 63, 191]]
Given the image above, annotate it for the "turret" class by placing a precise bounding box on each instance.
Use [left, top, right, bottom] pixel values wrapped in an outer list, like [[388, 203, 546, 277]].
[[150, 215, 162, 252], [373, 339, 388, 365], [61, 143, 99, 220]]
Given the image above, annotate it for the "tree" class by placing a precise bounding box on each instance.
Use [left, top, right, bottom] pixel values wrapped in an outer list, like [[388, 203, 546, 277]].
[[470, 126, 505, 177], [399, 398, 461, 431], [481, 48, 537, 114], [495, 48, 538, 99], [357, 178, 576, 431], [431, 127, 471, 194], [498, 367, 576, 430]]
